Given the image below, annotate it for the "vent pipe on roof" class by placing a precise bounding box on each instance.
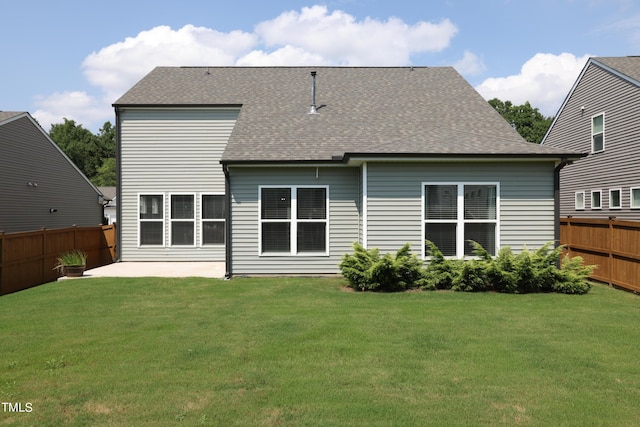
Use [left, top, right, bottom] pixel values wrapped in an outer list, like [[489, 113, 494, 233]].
[[309, 71, 318, 114]]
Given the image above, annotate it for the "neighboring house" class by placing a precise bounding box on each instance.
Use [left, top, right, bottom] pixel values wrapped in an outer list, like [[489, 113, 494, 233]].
[[113, 66, 583, 276], [98, 186, 117, 224], [542, 56, 640, 220], [0, 111, 104, 233]]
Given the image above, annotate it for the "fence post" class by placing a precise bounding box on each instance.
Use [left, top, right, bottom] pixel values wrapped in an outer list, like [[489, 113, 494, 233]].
[[566, 216, 572, 257], [608, 217, 615, 286], [41, 228, 47, 286]]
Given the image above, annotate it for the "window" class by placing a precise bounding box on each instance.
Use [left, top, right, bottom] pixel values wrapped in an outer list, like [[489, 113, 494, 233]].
[[423, 183, 498, 258], [170, 194, 195, 245], [609, 189, 621, 209], [591, 190, 602, 210], [202, 194, 225, 245], [631, 188, 640, 209], [575, 191, 585, 210], [260, 186, 328, 255], [139, 194, 164, 245], [592, 113, 604, 153]]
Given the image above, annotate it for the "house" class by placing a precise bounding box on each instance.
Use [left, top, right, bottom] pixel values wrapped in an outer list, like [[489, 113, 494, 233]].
[[98, 186, 117, 224], [542, 56, 640, 220], [113, 66, 583, 276], [0, 111, 104, 233]]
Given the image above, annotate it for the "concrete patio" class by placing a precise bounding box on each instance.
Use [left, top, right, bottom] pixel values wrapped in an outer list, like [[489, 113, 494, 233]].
[[79, 262, 226, 278]]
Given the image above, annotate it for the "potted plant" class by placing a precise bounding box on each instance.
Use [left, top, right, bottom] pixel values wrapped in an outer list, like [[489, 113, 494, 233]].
[[54, 249, 87, 277]]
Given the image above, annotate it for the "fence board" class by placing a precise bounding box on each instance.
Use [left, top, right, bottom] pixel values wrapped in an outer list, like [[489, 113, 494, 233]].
[[560, 217, 640, 293], [0, 225, 116, 295]]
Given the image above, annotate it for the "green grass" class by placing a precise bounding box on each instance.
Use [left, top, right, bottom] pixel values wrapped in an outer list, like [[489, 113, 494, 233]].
[[1, 277, 639, 426]]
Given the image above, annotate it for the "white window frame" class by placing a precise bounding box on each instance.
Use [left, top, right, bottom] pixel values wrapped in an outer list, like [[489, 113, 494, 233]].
[[169, 193, 196, 247], [591, 113, 605, 153], [575, 191, 585, 210], [258, 185, 330, 256], [421, 182, 500, 259], [609, 188, 622, 210], [201, 193, 225, 246], [631, 187, 640, 209], [138, 193, 165, 247], [591, 190, 602, 210]]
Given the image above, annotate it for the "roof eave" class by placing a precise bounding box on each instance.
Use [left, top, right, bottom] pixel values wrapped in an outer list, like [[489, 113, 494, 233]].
[[221, 151, 588, 166], [113, 103, 243, 108]]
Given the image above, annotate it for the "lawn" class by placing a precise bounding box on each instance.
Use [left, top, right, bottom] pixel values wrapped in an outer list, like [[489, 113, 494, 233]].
[[1, 277, 639, 426]]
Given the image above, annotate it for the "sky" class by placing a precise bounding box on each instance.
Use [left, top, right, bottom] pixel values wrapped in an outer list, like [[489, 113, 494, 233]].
[[2, 0, 640, 132]]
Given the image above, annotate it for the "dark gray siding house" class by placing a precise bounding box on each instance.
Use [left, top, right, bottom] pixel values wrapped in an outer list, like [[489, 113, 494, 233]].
[[542, 56, 640, 220], [114, 66, 583, 276], [0, 112, 104, 233]]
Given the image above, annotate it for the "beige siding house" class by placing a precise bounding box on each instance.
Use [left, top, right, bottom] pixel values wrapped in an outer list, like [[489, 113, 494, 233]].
[[114, 66, 583, 276], [543, 56, 640, 220], [0, 112, 103, 233]]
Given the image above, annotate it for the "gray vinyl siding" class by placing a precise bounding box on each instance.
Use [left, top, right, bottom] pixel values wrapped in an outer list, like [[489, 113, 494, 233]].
[[229, 166, 360, 274], [366, 162, 556, 254], [119, 108, 238, 261], [544, 63, 640, 220], [0, 115, 102, 233]]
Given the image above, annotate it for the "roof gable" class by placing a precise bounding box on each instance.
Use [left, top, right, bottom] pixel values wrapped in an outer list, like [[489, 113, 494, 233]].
[[0, 112, 102, 196], [115, 66, 582, 162], [542, 56, 640, 145]]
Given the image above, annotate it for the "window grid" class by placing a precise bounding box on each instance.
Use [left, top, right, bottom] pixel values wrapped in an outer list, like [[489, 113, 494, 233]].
[[201, 194, 225, 245], [138, 194, 165, 246], [575, 191, 585, 210], [591, 190, 602, 210], [422, 182, 499, 259], [631, 187, 640, 209], [259, 186, 329, 256], [170, 194, 196, 246], [609, 189, 622, 210], [591, 113, 605, 153]]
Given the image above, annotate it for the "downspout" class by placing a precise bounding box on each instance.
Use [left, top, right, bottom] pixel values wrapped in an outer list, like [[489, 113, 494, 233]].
[[554, 157, 570, 249], [115, 107, 122, 262], [223, 164, 232, 279]]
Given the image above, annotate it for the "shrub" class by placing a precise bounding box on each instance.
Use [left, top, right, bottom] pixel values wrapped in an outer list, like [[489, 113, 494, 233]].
[[469, 240, 594, 294], [340, 241, 594, 294], [422, 241, 462, 290], [339, 243, 380, 291], [339, 243, 427, 292], [451, 260, 489, 292], [553, 254, 595, 295], [486, 246, 519, 293]]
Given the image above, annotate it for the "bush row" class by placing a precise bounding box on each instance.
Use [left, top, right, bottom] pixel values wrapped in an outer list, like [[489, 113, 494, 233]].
[[339, 241, 594, 294]]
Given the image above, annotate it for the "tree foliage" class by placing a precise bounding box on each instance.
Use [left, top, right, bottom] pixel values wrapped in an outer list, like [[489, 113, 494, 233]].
[[49, 119, 116, 186], [488, 98, 553, 144], [339, 241, 594, 294]]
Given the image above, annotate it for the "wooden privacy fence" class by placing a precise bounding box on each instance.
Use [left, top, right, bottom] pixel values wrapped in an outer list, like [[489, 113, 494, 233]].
[[560, 217, 640, 293], [0, 225, 116, 295]]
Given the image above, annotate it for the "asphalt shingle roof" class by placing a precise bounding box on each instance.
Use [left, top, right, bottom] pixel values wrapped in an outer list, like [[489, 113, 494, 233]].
[[114, 66, 583, 162], [593, 56, 640, 85], [0, 111, 25, 123]]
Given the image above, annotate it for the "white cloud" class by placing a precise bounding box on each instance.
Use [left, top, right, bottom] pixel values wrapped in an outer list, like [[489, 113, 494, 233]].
[[33, 91, 112, 132], [82, 25, 257, 101], [237, 45, 329, 66], [453, 50, 486, 76], [255, 5, 458, 65], [35, 5, 459, 130], [475, 52, 590, 117]]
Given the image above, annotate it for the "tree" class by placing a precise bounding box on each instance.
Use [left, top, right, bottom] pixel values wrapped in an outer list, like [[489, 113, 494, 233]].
[[49, 119, 116, 185], [488, 98, 553, 144], [96, 121, 116, 160], [49, 119, 102, 178], [92, 157, 116, 186]]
